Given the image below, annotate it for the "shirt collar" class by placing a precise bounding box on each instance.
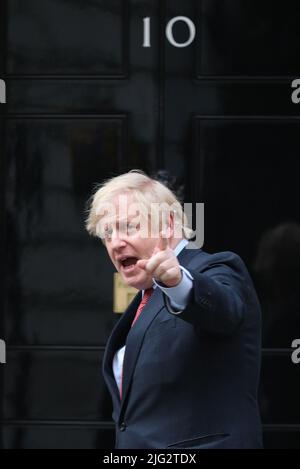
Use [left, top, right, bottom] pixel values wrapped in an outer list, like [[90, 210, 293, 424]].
[[173, 238, 189, 257]]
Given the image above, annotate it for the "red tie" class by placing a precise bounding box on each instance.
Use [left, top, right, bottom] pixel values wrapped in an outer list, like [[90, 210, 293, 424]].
[[119, 287, 153, 399], [131, 288, 153, 328]]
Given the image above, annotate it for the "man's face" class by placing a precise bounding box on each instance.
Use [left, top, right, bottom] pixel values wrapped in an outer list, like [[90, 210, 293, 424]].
[[100, 193, 160, 290]]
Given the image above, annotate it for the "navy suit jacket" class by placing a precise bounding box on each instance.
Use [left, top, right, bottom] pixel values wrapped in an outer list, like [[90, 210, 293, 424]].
[[102, 245, 263, 449]]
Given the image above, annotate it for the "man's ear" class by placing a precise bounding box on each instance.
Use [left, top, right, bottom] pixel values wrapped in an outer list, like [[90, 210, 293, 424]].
[[168, 212, 175, 237]]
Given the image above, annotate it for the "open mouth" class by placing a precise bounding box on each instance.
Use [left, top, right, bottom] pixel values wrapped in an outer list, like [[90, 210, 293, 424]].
[[120, 257, 138, 272]]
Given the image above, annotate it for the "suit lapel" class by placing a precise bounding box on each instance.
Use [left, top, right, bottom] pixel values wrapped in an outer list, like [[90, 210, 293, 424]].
[[120, 287, 164, 411], [177, 241, 202, 265], [102, 291, 142, 406]]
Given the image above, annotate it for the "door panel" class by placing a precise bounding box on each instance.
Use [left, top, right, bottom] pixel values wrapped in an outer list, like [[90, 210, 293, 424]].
[[8, 0, 128, 77], [3, 350, 110, 421]]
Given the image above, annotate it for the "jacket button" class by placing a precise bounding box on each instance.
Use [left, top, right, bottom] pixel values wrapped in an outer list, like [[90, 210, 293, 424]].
[[119, 422, 126, 431]]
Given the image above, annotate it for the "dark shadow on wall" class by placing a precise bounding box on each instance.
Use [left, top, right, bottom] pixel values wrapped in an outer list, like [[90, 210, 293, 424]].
[[253, 222, 300, 348]]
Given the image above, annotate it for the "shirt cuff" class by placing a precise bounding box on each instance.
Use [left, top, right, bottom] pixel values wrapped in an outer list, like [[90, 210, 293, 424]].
[[153, 266, 194, 312]]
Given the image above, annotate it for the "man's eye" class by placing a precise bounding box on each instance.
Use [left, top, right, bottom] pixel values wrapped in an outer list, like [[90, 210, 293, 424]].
[[127, 223, 140, 234], [104, 228, 113, 239]]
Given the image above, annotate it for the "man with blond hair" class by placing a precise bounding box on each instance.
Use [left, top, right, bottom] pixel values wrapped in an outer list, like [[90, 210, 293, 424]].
[[86, 170, 263, 449]]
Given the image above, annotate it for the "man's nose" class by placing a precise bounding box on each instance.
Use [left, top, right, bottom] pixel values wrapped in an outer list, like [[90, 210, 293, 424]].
[[110, 230, 127, 249]]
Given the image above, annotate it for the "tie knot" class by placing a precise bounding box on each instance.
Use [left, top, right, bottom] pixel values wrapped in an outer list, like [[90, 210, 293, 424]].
[[143, 287, 153, 301]]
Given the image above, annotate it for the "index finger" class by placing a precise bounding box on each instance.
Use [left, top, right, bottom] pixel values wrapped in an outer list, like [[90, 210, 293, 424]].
[[156, 230, 170, 251]]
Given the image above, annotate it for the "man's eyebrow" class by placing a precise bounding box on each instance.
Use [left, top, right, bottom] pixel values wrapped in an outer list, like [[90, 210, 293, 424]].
[[100, 214, 137, 229]]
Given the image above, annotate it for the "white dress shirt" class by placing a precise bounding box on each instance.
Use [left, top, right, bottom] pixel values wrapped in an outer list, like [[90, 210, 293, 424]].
[[112, 238, 194, 394]]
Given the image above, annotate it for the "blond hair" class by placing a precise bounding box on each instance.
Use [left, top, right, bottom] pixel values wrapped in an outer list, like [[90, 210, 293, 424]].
[[86, 170, 194, 240]]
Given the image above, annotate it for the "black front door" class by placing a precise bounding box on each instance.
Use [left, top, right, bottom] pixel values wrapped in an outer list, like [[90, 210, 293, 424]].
[[1, 0, 300, 448]]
